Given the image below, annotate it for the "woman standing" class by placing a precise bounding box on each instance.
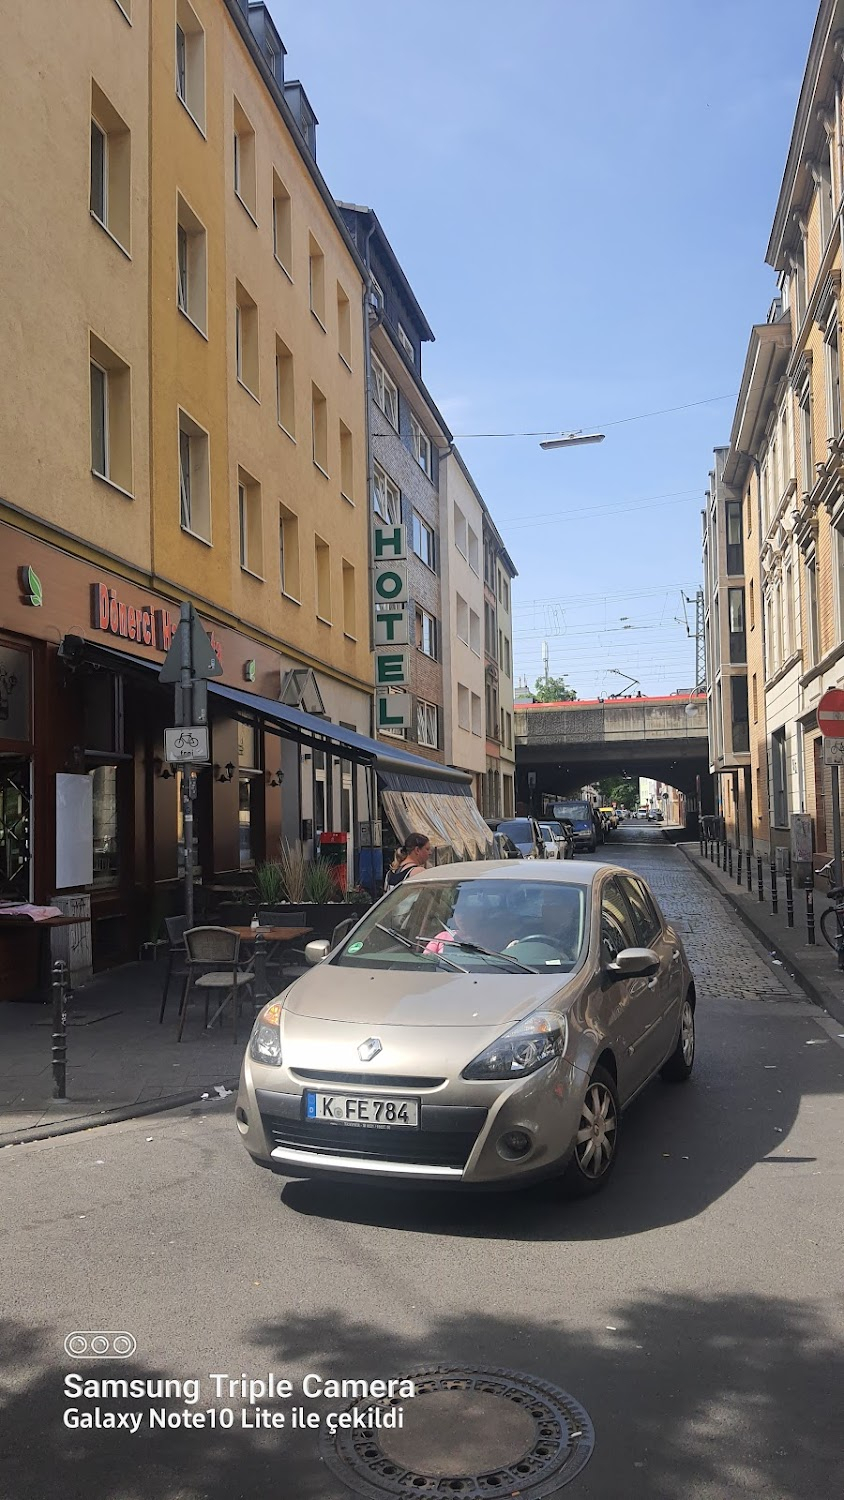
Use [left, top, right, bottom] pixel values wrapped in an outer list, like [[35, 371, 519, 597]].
[[384, 833, 432, 890]]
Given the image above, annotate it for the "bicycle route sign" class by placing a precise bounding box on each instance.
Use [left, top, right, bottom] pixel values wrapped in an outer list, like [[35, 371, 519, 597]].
[[164, 727, 210, 765], [817, 688, 844, 737]]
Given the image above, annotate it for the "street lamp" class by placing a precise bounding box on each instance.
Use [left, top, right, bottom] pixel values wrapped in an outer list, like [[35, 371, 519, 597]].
[[539, 431, 605, 450]]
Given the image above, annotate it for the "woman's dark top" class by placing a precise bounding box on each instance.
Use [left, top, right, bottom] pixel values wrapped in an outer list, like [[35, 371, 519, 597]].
[[384, 864, 412, 890]]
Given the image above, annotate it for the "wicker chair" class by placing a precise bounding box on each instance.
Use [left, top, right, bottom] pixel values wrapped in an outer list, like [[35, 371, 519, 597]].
[[159, 915, 189, 1024], [178, 927, 255, 1042]]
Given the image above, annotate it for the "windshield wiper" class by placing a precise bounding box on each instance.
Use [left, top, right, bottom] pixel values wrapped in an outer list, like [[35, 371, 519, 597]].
[[373, 923, 466, 972], [444, 939, 535, 974]]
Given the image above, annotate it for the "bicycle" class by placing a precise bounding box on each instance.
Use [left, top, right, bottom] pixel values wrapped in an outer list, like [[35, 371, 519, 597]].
[[816, 858, 844, 956]]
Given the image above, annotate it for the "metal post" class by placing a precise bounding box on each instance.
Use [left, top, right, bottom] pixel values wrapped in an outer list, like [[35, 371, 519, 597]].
[[785, 866, 794, 927], [747, 850, 753, 892], [716, 839, 721, 870], [757, 855, 764, 903], [806, 879, 816, 945], [832, 763, 843, 889], [737, 848, 743, 886], [51, 959, 68, 1099], [253, 930, 269, 1004], [770, 858, 778, 915], [179, 601, 195, 931], [728, 842, 733, 877]]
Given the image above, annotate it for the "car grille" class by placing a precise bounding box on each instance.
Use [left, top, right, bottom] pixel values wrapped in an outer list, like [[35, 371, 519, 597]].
[[264, 1115, 479, 1169], [289, 1069, 446, 1088]]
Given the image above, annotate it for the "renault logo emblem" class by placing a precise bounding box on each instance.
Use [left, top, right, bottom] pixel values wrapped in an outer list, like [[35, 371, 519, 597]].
[[358, 1037, 382, 1062]]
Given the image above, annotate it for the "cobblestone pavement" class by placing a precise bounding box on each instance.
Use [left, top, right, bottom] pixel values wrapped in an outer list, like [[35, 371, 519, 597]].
[[586, 828, 795, 1003]]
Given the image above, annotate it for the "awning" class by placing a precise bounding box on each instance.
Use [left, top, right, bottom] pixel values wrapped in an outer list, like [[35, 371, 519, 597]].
[[378, 770, 493, 864], [64, 638, 473, 783]]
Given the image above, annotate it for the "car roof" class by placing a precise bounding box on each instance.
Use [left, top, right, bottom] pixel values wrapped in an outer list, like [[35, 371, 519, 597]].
[[407, 860, 633, 887]]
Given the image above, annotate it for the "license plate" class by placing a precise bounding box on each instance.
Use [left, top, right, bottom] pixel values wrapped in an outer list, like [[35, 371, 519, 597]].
[[305, 1091, 419, 1128]]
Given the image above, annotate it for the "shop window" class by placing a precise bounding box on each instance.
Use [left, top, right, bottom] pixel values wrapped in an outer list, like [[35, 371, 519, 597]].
[[237, 722, 260, 869], [83, 672, 124, 754], [89, 765, 119, 887], [0, 645, 32, 743], [0, 758, 31, 900]]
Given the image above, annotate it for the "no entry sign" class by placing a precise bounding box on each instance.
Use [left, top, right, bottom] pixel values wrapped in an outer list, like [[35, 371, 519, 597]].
[[818, 688, 844, 737]]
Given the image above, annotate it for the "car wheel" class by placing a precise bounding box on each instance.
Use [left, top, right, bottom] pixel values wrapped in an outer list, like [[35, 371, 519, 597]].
[[587, 841, 596, 853], [660, 994, 695, 1083], [561, 1066, 620, 1198]]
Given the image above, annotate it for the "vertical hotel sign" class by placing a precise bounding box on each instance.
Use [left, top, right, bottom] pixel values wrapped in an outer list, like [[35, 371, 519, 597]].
[[372, 524, 412, 730]]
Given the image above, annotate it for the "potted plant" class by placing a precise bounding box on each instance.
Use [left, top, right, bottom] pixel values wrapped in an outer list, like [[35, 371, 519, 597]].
[[253, 859, 286, 915]]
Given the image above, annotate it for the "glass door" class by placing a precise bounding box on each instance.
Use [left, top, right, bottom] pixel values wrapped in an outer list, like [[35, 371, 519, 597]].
[[0, 757, 32, 901]]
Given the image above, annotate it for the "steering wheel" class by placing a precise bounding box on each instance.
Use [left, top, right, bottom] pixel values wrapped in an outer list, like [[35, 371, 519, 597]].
[[507, 932, 558, 946]]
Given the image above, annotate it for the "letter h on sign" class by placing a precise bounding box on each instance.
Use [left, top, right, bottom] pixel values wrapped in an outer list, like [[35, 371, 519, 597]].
[[373, 524, 407, 561]]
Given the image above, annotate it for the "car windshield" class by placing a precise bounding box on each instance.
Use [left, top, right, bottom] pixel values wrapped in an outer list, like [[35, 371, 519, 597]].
[[334, 878, 589, 973], [553, 802, 591, 823], [496, 819, 532, 844]]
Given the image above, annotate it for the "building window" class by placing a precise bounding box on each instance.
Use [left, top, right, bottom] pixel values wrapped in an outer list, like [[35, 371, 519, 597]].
[[506, 711, 512, 750], [337, 284, 352, 366], [176, 196, 207, 333], [485, 601, 498, 660], [468, 525, 480, 574], [178, 409, 210, 539], [456, 594, 469, 644], [728, 587, 745, 664], [233, 97, 257, 218], [806, 551, 820, 664], [278, 503, 299, 598], [502, 635, 511, 678], [749, 578, 755, 629], [783, 559, 794, 657], [237, 469, 262, 577], [825, 314, 841, 441], [311, 384, 328, 473], [308, 233, 325, 326], [339, 421, 354, 502], [457, 684, 470, 731], [90, 85, 131, 250], [275, 336, 295, 436], [469, 608, 481, 656], [817, 155, 834, 246], [415, 606, 438, 659], [398, 323, 414, 361], [342, 560, 356, 638], [471, 692, 482, 736], [752, 673, 758, 723], [799, 382, 814, 492], [235, 281, 259, 397], [411, 511, 435, 569], [794, 235, 808, 325], [371, 353, 398, 427], [175, 0, 205, 130], [731, 675, 749, 754], [725, 500, 743, 575], [373, 463, 401, 524], [484, 537, 496, 590], [771, 728, 788, 826], [417, 699, 439, 748], [315, 535, 331, 621], [454, 504, 468, 557], [90, 334, 132, 494], [272, 171, 292, 273], [410, 414, 432, 478]]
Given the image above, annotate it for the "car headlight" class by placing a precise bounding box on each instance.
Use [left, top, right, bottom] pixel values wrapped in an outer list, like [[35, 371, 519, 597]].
[[249, 1001, 283, 1066], [462, 1011, 567, 1081]]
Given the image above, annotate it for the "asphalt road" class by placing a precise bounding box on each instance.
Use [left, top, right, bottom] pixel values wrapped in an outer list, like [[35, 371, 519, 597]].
[[2, 827, 843, 1499]]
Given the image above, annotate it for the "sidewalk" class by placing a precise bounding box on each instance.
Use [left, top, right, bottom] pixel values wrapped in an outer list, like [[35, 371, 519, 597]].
[[676, 841, 844, 1026], [0, 959, 246, 1147]]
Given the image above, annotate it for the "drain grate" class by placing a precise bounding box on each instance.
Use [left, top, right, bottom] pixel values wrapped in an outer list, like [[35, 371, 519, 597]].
[[319, 1364, 595, 1498]]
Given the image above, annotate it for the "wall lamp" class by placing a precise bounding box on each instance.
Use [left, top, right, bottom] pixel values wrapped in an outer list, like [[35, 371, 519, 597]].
[[153, 758, 174, 780], [267, 769, 284, 788], [214, 762, 235, 783]]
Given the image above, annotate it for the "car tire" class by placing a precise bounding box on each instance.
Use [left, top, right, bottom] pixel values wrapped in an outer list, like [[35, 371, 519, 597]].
[[561, 1065, 620, 1198], [587, 841, 596, 853], [660, 994, 695, 1083]]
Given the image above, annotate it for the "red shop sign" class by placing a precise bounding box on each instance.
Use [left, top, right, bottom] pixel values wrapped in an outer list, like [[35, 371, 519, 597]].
[[90, 583, 222, 665]]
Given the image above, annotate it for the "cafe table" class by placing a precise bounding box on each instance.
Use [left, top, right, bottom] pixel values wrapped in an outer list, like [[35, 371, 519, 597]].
[[224, 925, 313, 1001]]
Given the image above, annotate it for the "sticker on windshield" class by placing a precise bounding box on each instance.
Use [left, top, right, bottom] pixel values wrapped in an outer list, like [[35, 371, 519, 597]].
[[348, 941, 363, 952]]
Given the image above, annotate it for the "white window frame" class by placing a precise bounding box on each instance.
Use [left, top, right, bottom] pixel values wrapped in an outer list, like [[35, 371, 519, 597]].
[[398, 323, 414, 359], [456, 593, 469, 645], [90, 119, 108, 226], [454, 504, 468, 557], [371, 353, 398, 427], [90, 361, 109, 478], [410, 413, 432, 478], [824, 309, 841, 442], [177, 222, 188, 313], [412, 510, 435, 570], [373, 463, 401, 524], [179, 427, 192, 530], [238, 481, 248, 570], [175, 23, 187, 102], [416, 606, 438, 659], [417, 699, 439, 748]]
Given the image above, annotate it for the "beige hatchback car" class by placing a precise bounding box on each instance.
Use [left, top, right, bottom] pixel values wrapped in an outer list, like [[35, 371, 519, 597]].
[[236, 862, 696, 1196]]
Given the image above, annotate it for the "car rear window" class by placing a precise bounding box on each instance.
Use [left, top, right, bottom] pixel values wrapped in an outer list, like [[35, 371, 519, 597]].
[[497, 819, 532, 842]]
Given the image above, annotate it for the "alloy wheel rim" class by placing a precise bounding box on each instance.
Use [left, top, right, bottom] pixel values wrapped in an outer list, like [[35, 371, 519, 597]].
[[575, 1082, 617, 1177], [681, 1001, 695, 1065]]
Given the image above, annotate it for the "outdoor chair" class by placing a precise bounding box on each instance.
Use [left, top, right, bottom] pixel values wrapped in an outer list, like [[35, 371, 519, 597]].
[[278, 915, 358, 985], [177, 927, 255, 1043], [158, 915, 189, 1024], [257, 910, 306, 985]]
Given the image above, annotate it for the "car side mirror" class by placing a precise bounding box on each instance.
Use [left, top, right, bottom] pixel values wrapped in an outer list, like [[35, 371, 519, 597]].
[[606, 946, 659, 980], [305, 939, 331, 965]]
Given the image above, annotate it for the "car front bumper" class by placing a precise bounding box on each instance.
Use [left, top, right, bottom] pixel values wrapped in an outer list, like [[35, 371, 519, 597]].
[[236, 1053, 585, 1188]]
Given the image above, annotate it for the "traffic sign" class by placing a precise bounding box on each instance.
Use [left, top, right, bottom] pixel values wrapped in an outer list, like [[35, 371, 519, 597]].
[[818, 688, 844, 737], [823, 738, 844, 766], [164, 727, 210, 764], [159, 615, 223, 683]]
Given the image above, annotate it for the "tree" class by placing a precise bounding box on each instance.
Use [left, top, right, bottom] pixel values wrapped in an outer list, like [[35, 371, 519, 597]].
[[597, 775, 638, 810], [533, 675, 577, 703]]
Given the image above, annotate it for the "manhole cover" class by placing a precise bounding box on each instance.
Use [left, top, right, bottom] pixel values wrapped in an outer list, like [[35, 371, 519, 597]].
[[319, 1364, 594, 1497]]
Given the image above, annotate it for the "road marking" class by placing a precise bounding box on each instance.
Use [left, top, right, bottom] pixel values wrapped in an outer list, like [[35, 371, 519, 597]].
[[813, 1016, 844, 1049]]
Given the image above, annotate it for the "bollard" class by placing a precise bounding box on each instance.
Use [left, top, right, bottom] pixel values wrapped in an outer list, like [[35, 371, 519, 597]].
[[728, 843, 734, 877], [785, 867, 794, 927], [747, 850, 753, 892], [51, 959, 68, 1100], [253, 930, 269, 1004], [770, 858, 778, 916], [715, 840, 720, 869], [737, 848, 743, 886], [806, 881, 816, 945], [757, 855, 764, 903]]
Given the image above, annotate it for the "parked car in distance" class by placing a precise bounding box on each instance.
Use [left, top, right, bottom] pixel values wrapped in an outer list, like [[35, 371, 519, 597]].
[[550, 800, 598, 853], [539, 820, 574, 860], [648, 808, 664, 822], [599, 807, 619, 831], [490, 830, 524, 860], [486, 816, 546, 859], [238, 860, 697, 1196]]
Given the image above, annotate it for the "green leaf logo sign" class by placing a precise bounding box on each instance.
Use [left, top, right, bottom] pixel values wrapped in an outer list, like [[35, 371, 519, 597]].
[[19, 566, 43, 607]]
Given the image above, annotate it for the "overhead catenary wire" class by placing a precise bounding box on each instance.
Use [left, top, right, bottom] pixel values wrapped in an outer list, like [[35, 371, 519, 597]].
[[452, 392, 736, 439]]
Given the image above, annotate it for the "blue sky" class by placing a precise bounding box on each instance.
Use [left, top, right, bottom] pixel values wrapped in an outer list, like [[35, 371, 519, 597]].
[[270, 0, 816, 698]]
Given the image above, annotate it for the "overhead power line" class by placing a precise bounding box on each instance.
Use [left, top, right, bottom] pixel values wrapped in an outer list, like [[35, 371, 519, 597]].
[[453, 393, 736, 439]]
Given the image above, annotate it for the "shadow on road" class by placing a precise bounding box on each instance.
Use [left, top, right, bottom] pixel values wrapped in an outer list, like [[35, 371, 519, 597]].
[[1, 1287, 840, 1498]]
